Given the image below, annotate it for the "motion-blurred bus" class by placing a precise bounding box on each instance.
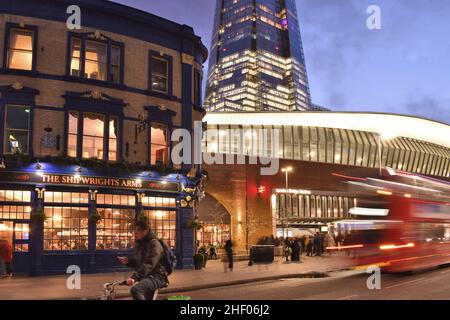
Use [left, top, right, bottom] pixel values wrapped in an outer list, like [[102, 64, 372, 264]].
[[330, 168, 450, 272]]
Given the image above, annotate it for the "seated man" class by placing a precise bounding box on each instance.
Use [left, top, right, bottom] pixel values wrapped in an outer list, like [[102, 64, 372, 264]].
[[118, 220, 168, 300]]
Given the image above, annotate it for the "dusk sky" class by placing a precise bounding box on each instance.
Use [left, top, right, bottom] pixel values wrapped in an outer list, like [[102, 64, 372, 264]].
[[115, 0, 450, 124]]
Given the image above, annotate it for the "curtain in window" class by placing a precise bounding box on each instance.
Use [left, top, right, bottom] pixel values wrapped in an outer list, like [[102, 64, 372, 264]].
[[8, 30, 33, 70]]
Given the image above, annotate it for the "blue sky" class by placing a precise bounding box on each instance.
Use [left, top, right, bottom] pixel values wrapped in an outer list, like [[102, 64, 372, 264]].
[[115, 0, 450, 124]]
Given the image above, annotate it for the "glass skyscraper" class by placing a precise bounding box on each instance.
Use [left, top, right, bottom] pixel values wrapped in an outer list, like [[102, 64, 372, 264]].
[[205, 0, 312, 112]]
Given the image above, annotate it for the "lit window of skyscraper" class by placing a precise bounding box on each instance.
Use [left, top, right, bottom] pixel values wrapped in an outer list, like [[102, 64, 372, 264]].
[[205, 0, 312, 112]]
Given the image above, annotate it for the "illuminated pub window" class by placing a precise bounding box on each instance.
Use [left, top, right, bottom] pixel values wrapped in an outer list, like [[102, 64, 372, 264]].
[[68, 112, 78, 157], [143, 210, 176, 248], [7, 28, 34, 70], [96, 208, 134, 250], [151, 124, 168, 165], [44, 192, 89, 251], [44, 192, 89, 204], [0, 205, 31, 220], [44, 207, 89, 251], [96, 194, 136, 206], [70, 38, 81, 77], [141, 196, 176, 208], [4, 105, 30, 155], [0, 190, 31, 220], [68, 112, 118, 160], [14, 223, 29, 252], [108, 117, 119, 161], [0, 190, 31, 202], [83, 113, 105, 159], [70, 37, 122, 84]]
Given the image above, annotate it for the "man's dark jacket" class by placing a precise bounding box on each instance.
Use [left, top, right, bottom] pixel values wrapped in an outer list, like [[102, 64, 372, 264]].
[[127, 231, 168, 284]]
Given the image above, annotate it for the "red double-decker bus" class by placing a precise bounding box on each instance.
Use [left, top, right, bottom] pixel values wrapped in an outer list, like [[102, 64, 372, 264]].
[[331, 168, 450, 273]]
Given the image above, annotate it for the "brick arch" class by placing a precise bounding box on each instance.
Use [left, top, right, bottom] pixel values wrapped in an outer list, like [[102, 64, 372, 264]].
[[203, 163, 273, 251]]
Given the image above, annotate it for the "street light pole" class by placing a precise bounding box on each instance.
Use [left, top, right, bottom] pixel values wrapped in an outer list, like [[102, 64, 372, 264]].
[[378, 134, 382, 177], [281, 167, 293, 239]]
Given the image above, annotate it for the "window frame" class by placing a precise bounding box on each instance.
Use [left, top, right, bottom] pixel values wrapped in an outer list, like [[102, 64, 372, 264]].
[[148, 50, 173, 97], [65, 110, 121, 162], [150, 122, 169, 166], [66, 32, 125, 86], [193, 69, 202, 106], [3, 23, 39, 73], [3, 104, 31, 155]]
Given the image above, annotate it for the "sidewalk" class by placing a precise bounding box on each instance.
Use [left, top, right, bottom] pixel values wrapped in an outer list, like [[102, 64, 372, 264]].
[[0, 254, 354, 300]]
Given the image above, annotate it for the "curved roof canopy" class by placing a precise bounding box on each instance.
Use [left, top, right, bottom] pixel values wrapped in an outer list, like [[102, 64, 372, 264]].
[[204, 112, 450, 148]]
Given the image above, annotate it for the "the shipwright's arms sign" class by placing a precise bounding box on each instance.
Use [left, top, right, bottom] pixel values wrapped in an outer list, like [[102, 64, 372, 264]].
[[0, 171, 180, 193]]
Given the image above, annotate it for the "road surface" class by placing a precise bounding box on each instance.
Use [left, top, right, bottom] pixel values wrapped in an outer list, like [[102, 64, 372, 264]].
[[160, 265, 450, 300]]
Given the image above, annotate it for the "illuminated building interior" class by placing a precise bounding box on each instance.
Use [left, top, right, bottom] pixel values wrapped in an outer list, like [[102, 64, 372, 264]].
[[205, 0, 311, 112]]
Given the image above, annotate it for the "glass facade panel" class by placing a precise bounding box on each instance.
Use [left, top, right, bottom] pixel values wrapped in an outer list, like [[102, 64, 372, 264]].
[[325, 128, 334, 164], [205, 0, 311, 112], [205, 124, 450, 178], [281, 126, 291, 159], [340, 129, 350, 165], [317, 128, 326, 163]]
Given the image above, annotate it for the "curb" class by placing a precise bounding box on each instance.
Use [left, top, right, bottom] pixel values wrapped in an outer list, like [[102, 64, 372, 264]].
[[76, 271, 330, 300]]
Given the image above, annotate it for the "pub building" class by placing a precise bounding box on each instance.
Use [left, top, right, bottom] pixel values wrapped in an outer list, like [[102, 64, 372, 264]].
[[0, 0, 208, 275]]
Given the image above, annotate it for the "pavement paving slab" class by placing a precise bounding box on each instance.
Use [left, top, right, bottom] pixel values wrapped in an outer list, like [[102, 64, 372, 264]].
[[0, 254, 353, 300]]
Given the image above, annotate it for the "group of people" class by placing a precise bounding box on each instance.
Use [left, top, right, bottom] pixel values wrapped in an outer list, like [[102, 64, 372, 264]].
[[196, 241, 218, 260], [0, 239, 12, 278], [281, 232, 338, 261], [196, 239, 234, 272]]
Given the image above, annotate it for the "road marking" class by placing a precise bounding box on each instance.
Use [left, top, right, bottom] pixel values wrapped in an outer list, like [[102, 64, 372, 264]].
[[385, 277, 426, 289], [337, 294, 359, 300]]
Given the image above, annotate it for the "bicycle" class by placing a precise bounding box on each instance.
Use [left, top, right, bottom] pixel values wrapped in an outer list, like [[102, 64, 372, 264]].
[[103, 280, 127, 300], [87, 280, 161, 300]]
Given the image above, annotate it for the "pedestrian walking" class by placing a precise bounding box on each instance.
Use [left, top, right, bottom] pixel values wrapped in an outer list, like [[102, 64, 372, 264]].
[[306, 236, 313, 257], [118, 220, 170, 300], [284, 239, 292, 262], [324, 233, 336, 256], [224, 239, 234, 272], [313, 232, 322, 256], [0, 240, 8, 278], [291, 238, 301, 262]]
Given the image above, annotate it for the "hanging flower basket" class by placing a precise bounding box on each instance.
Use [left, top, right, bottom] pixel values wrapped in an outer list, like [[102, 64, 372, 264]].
[[187, 218, 203, 230], [89, 211, 103, 224]]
